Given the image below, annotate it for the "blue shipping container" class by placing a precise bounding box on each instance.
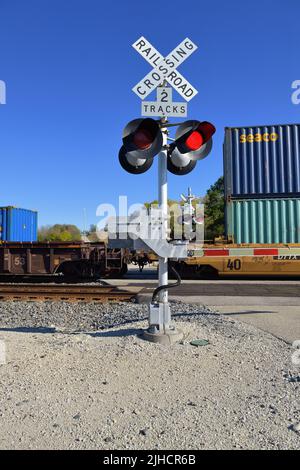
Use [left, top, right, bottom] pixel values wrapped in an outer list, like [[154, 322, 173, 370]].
[[0, 207, 37, 242], [224, 123, 300, 198]]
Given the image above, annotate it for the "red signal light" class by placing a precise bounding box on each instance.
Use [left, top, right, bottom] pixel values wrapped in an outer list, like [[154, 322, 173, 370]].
[[185, 131, 204, 151], [133, 129, 153, 150], [183, 122, 216, 152]]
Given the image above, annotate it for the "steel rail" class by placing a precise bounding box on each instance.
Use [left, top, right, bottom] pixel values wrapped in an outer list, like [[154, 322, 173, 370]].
[[0, 284, 142, 303]]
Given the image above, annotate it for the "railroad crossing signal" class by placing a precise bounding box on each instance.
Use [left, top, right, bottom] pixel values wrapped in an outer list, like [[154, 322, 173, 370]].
[[117, 36, 216, 344]]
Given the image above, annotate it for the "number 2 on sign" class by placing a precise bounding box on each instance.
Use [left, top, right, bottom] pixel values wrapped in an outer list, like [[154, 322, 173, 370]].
[[160, 91, 168, 102]]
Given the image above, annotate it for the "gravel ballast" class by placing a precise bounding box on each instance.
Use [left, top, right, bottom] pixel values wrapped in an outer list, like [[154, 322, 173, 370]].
[[0, 300, 299, 450]]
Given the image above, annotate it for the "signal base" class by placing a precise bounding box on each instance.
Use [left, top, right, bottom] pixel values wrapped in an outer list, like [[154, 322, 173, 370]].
[[142, 302, 184, 344], [142, 327, 184, 345]]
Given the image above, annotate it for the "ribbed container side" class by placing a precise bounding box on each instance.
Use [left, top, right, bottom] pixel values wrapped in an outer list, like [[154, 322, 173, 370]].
[[0, 207, 38, 242], [226, 198, 300, 244], [224, 124, 300, 198], [0, 209, 7, 241]]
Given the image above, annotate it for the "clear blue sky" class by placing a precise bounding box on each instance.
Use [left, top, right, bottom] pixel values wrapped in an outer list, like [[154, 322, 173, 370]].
[[0, 0, 299, 229]]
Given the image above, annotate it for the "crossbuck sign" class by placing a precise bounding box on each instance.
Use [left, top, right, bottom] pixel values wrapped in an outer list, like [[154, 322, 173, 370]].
[[132, 37, 198, 118]]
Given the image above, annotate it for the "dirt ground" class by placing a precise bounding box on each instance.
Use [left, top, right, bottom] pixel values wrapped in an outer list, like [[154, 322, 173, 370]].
[[0, 310, 299, 450]]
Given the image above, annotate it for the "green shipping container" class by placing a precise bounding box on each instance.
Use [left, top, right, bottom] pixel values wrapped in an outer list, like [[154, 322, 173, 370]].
[[226, 198, 300, 244]]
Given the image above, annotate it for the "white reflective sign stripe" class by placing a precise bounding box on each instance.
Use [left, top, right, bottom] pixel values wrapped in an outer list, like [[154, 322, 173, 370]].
[[132, 37, 198, 102], [132, 36, 164, 68]]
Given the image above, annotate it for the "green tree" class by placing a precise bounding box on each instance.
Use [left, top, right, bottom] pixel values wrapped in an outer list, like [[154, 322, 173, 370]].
[[203, 176, 225, 240], [38, 224, 81, 242]]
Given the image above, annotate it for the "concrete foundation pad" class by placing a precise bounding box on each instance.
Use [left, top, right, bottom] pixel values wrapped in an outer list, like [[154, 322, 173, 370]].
[[142, 328, 184, 345]]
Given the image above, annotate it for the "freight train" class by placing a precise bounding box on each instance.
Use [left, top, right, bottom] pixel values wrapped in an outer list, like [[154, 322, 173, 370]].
[[3, 238, 300, 280]]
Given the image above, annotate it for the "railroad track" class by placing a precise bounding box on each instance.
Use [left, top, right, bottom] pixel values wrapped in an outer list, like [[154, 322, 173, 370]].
[[0, 284, 143, 303]]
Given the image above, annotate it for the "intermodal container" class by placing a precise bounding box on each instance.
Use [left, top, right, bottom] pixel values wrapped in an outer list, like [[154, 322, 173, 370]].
[[226, 198, 300, 244], [224, 124, 300, 198], [0, 207, 38, 242]]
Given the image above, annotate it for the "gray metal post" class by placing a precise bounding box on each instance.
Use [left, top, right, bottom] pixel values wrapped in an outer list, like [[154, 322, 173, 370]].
[[158, 122, 169, 307], [143, 118, 183, 344]]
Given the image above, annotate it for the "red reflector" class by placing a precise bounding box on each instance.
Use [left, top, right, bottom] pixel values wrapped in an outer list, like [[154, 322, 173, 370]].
[[204, 249, 229, 256], [133, 129, 153, 150], [253, 249, 278, 256], [185, 131, 204, 151]]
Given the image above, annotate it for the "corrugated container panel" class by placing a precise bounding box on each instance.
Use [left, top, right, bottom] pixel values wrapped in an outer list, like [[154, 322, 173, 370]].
[[226, 198, 300, 244], [224, 124, 300, 197], [0, 207, 37, 242]]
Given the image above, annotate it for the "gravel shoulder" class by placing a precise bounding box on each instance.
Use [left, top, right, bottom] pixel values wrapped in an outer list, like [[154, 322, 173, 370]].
[[0, 301, 299, 450]]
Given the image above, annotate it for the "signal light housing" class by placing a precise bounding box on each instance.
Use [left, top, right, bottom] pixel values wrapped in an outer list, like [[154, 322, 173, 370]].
[[167, 152, 197, 176], [168, 120, 216, 175], [122, 118, 163, 160], [119, 146, 154, 175], [119, 118, 163, 174]]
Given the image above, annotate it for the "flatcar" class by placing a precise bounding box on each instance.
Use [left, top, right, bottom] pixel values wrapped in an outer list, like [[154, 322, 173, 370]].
[[0, 241, 128, 280], [169, 243, 300, 278]]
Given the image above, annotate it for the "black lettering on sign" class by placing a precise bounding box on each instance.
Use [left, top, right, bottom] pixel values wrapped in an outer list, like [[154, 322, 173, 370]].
[[160, 91, 168, 102], [158, 63, 168, 75], [184, 88, 194, 98], [174, 77, 182, 86], [167, 71, 177, 81], [142, 47, 151, 57], [137, 86, 146, 96], [152, 72, 161, 82], [144, 79, 154, 89], [165, 58, 175, 68], [135, 39, 146, 50], [176, 47, 187, 59], [178, 83, 187, 93], [185, 40, 194, 50]]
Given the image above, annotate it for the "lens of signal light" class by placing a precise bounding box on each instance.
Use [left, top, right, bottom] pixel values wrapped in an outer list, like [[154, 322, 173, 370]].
[[185, 131, 204, 151], [133, 129, 153, 150]]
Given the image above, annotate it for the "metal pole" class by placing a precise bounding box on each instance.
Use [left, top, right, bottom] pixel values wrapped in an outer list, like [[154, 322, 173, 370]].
[[143, 117, 183, 344], [158, 121, 168, 307]]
